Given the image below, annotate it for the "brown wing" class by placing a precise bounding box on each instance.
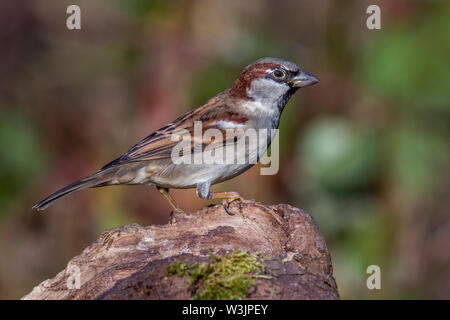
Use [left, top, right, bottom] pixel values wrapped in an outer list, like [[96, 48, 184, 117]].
[[101, 93, 248, 169]]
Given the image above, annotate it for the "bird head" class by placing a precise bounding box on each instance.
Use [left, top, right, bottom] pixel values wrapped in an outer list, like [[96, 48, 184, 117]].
[[228, 57, 319, 110]]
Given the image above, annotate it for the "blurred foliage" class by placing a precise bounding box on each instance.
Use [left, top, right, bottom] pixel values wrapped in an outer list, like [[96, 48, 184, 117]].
[[300, 118, 379, 191], [361, 7, 450, 110], [0, 0, 449, 299], [0, 112, 46, 213]]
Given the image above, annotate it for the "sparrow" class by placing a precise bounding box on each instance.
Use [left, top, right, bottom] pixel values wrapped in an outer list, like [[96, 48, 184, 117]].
[[33, 57, 319, 217]]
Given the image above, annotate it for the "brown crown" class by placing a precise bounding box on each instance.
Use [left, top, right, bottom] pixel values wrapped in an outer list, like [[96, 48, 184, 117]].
[[228, 62, 280, 100]]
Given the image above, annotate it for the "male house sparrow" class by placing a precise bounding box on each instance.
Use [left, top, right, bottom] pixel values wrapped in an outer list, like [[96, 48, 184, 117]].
[[33, 57, 318, 215]]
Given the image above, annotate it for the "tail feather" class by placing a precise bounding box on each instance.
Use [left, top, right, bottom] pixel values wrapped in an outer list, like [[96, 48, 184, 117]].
[[33, 171, 111, 211]]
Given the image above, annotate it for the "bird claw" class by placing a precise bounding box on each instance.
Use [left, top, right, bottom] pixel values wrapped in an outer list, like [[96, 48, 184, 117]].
[[169, 208, 186, 224], [222, 204, 234, 215], [222, 196, 244, 216]]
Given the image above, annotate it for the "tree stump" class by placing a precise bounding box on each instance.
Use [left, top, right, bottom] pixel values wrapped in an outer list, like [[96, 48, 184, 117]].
[[22, 201, 339, 300]]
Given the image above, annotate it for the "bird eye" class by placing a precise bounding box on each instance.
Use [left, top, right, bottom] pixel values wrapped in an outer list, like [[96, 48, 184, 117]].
[[273, 69, 286, 80]]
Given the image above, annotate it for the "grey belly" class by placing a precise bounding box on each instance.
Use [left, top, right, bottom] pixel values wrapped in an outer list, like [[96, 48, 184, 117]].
[[147, 162, 254, 189], [126, 134, 271, 189]]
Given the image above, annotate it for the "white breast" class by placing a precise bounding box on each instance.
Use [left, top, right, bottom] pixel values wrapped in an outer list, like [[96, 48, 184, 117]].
[[240, 100, 277, 117]]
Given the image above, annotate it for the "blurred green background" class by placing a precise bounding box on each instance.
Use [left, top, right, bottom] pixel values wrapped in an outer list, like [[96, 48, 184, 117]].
[[0, 0, 449, 299]]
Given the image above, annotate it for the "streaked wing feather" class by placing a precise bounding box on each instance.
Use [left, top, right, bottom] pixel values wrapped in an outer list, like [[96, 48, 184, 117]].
[[101, 94, 248, 168]]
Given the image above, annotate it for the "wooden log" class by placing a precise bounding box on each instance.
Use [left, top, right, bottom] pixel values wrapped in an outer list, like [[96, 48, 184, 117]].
[[22, 201, 339, 300]]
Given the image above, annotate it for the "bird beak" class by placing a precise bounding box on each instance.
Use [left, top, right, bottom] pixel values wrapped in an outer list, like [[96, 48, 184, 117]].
[[289, 70, 319, 88]]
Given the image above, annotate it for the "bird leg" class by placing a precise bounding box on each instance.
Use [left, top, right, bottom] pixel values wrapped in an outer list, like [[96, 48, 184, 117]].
[[210, 191, 245, 215], [157, 187, 184, 223]]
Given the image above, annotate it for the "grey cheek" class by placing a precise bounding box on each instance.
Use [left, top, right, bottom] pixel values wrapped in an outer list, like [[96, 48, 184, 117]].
[[247, 78, 290, 104]]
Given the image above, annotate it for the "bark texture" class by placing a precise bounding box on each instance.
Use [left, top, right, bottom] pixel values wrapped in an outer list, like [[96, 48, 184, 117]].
[[22, 201, 339, 300]]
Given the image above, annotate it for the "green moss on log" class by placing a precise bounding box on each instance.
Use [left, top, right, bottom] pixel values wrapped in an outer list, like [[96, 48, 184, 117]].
[[166, 250, 270, 300]]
